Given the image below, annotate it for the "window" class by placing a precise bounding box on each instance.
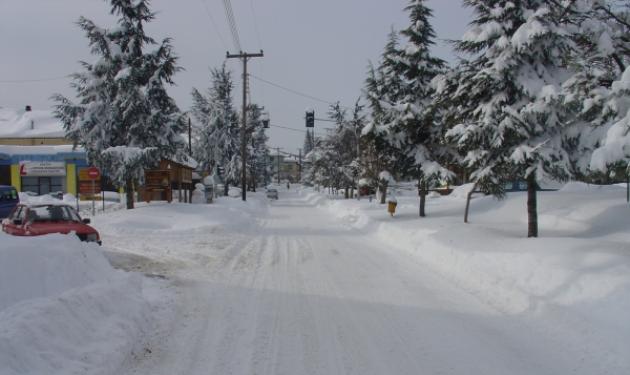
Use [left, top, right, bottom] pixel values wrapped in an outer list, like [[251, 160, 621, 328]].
[[27, 205, 80, 222], [0, 188, 18, 201], [10, 206, 25, 222], [21, 177, 64, 195]]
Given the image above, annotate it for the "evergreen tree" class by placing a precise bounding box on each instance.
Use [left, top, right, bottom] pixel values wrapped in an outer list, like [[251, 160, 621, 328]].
[[302, 129, 315, 156], [362, 28, 404, 202], [53, 0, 186, 209], [247, 104, 270, 190], [447, 0, 585, 236], [564, 1, 630, 176], [190, 63, 239, 196], [388, 0, 450, 217]]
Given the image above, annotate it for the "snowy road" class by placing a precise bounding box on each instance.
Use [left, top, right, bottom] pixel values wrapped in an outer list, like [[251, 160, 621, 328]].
[[108, 190, 588, 375]]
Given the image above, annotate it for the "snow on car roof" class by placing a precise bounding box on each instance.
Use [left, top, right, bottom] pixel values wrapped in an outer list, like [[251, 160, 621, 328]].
[[18, 201, 74, 208]]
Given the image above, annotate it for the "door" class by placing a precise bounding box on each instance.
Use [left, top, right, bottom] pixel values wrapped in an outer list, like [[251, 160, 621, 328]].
[[0, 165, 10, 186], [3, 205, 25, 235]]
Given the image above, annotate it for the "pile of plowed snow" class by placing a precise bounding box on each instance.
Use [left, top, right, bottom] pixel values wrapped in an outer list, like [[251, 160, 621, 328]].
[[0, 233, 153, 375]]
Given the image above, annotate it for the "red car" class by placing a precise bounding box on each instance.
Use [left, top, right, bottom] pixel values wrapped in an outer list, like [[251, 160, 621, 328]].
[[2, 203, 101, 245]]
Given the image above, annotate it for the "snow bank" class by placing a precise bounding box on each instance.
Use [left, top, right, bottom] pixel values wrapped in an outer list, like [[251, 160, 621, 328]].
[[0, 233, 153, 375], [309, 184, 630, 370]]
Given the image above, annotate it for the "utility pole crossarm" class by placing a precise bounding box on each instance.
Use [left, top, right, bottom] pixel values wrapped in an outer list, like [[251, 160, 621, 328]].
[[226, 50, 264, 201], [226, 50, 264, 59]]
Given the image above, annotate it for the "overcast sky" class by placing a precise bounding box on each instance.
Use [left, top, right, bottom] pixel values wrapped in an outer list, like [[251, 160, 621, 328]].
[[0, 0, 471, 154]]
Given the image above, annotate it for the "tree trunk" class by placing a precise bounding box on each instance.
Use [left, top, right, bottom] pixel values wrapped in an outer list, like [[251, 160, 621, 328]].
[[224, 182, 229, 197], [345, 186, 349, 199], [464, 182, 478, 223], [125, 178, 134, 210], [527, 174, 538, 238], [380, 183, 388, 204], [419, 179, 427, 217]]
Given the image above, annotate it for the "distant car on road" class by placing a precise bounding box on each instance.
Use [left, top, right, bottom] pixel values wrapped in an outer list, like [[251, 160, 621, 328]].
[[0, 185, 19, 219], [1, 203, 101, 245], [266, 188, 279, 200]]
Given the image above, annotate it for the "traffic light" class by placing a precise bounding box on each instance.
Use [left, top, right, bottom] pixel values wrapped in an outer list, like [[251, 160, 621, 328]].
[[261, 111, 270, 128], [305, 110, 315, 128]]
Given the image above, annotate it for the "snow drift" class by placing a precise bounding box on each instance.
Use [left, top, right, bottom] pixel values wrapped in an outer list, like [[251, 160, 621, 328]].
[[0, 233, 153, 375], [305, 182, 630, 371]]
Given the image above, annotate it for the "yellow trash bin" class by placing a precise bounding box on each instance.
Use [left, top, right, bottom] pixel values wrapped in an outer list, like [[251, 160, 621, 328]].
[[387, 201, 397, 216]]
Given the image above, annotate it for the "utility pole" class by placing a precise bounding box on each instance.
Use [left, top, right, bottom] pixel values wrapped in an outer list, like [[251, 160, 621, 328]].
[[188, 117, 192, 157], [226, 50, 264, 201], [298, 148, 302, 182], [276, 147, 281, 184]]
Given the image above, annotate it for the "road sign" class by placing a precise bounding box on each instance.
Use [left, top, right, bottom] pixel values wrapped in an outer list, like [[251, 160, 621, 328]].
[[87, 167, 100, 180], [79, 182, 101, 195]]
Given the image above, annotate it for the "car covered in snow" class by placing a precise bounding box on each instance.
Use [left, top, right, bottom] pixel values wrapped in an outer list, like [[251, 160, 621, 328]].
[[0, 185, 19, 219], [1, 203, 101, 245], [266, 188, 279, 200]]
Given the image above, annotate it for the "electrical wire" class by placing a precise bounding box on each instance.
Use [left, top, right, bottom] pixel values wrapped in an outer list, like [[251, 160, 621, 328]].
[[0, 74, 71, 84], [249, 0, 263, 50], [249, 0, 266, 104], [222, 0, 242, 52], [249, 74, 352, 109], [268, 123, 327, 137], [198, 0, 230, 51]]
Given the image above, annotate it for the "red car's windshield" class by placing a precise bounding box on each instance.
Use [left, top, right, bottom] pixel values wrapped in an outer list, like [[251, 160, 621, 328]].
[[27, 205, 81, 223]]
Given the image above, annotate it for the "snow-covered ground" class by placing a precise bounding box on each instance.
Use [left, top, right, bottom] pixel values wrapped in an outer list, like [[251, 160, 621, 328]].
[[0, 233, 163, 375], [315, 182, 630, 372], [1, 183, 629, 374]]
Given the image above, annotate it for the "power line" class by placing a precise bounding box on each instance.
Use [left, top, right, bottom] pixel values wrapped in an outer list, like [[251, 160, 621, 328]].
[[222, 0, 242, 52], [249, 74, 352, 109], [249, 0, 266, 104], [268, 123, 328, 137], [249, 0, 263, 50], [198, 0, 229, 51], [0, 74, 71, 84]]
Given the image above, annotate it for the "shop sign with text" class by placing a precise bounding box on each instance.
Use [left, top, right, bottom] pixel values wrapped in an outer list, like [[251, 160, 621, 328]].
[[19, 161, 66, 177]]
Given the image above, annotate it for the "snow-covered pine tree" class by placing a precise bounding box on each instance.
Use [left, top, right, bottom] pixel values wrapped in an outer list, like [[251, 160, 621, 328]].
[[302, 129, 315, 157], [190, 63, 239, 196], [347, 99, 367, 198], [564, 1, 630, 181], [328, 102, 357, 198], [362, 28, 404, 203], [301, 129, 316, 185], [53, 0, 186, 209], [247, 104, 270, 190], [388, 0, 450, 217], [447, 0, 584, 237]]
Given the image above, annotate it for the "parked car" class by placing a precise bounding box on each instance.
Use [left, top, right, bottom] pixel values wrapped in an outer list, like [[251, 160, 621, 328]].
[[1, 203, 101, 245], [0, 185, 19, 219], [266, 188, 279, 200]]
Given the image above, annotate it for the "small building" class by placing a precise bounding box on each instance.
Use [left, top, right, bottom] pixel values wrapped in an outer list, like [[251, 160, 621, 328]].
[[0, 107, 88, 195], [140, 158, 197, 203], [0, 144, 88, 196]]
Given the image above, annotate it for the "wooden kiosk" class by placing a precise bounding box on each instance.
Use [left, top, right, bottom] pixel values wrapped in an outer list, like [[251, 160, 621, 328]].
[[140, 159, 195, 203]]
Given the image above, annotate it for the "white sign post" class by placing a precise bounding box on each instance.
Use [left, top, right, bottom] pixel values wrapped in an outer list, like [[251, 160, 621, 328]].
[[86, 167, 100, 216]]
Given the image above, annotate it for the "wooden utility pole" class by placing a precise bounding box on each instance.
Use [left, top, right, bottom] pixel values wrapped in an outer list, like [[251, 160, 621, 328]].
[[298, 148, 302, 182], [188, 117, 192, 157], [276, 147, 281, 184], [226, 50, 264, 201]]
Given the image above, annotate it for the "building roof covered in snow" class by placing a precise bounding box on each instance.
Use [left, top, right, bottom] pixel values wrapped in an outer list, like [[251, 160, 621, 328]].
[[0, 107, 66, 139]]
